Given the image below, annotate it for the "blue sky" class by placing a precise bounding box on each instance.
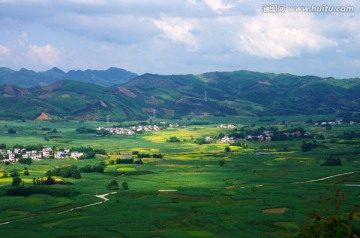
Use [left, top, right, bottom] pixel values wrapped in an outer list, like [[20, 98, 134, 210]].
[[0, 0, 359, 78]]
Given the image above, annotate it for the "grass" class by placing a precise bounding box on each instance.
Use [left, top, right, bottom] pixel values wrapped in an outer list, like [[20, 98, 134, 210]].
[[0, 118, 359, 237]]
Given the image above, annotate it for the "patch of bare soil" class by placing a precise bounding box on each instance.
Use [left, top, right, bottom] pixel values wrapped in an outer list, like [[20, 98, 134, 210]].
[[262, 208, 289, 214], [100, 101, 108, 107], [35, 112, 50, 120], [118, 86, 137, 98]]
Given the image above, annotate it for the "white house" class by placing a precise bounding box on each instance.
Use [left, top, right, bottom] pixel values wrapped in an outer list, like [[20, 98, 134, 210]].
[[70, 151, 84, 159]]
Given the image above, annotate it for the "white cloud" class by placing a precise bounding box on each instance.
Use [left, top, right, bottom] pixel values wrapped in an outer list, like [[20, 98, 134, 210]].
[[351, 59, 360, 66], [235, 14, 337, 59], [204, 0, 234, 13], [0, 0, 359, 77], [26, 44, 62, 66], [0, 44, 10, 56], [153, 17, 198, 51]]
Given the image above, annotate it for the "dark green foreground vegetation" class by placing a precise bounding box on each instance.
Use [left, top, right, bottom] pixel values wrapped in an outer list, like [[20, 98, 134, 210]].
[[0, 116, 359, 238]]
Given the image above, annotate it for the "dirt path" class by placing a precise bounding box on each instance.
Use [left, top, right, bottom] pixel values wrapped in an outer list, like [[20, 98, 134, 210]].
[[292, 171, 358, 184], [57, 192, 117, 214], [0, 192, 117, 226]]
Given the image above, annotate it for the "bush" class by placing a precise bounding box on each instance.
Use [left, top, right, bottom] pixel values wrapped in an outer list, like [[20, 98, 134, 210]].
[[295, 184, 359, 238], [11, 176, 22, 187], [152, 154, 163, 159], [122, 181, 129, 190], [301, 141, 317, 152], [137, 153, 151, 158], [6, 186, 80, 197], [7, 128, 17, 134], [18, 158, 32, 165], [116, 158, 134, 164], [134, 159, 143, 164], [79, 163, 105, 173], [46, 165, 81, 179], [322, 158, 342, 166], [168, 136, 180, 143], [106, 180, 119, 190]]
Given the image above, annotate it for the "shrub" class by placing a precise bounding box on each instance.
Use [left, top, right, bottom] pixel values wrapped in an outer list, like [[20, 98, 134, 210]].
[[122, 181, 129, 190], [152, 154, 163, 159], [295, 184, 359, 238], [7, 128, 17, 134], [11, 176, 22, 187], [18, 158, 32, 165], [322, 158, 342, 166], [168, 136, 180, 143], [116, 158, 134, 164], [106, 180, 119, 190]]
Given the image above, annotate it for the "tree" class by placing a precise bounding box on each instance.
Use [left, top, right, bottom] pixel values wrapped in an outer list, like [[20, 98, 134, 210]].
[[10, 169, 19, 177], [71, 168, 81, 179], [168, 136, 180, 143], [7, 128, 17, 134], [18, 158, 32, 165], [122, 181, 129, 190], [225, 146, 231, 153], [106, 180, 119, 190], [322, 158, 342, 166], [23, 170, 30, 176], [219, 160, 225, 166], [301, 141, 316, 152], [12, 176, 22, 187], [2, 171, 8, 178]]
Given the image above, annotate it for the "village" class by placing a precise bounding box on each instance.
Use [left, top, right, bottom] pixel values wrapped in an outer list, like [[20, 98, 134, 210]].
[[2, 120, 356, 164], [96, 122, 183, 135], [0, 147, 84, 163]]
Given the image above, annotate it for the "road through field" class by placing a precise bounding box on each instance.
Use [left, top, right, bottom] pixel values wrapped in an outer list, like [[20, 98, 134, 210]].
[[292, 171, 359, 184], [57, 192, 117, 214], [0, 192, 117, 226]]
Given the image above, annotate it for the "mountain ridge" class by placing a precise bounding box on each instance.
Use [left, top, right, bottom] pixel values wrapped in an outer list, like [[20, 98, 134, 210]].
[[0, 69, 359, 121], [0, 67, 138, 87]]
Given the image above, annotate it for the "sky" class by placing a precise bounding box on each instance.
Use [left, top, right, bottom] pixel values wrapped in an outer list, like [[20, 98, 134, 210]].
[[0, 0, 359, 78]]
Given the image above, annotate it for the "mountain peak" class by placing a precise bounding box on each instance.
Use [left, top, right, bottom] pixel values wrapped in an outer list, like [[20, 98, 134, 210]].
[[47, 67, 65, 74]]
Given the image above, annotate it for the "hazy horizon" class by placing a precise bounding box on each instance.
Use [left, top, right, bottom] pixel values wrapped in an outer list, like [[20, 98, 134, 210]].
[[0, 0, 359, 78]]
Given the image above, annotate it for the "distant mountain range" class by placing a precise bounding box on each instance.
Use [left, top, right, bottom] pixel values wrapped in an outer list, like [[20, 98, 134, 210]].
[[0, 67, 138, 87], [0, 68, 359, 121]]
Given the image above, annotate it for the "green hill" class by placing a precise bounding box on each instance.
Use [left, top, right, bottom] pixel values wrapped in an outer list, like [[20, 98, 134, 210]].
[[0, 70, 359, 121]]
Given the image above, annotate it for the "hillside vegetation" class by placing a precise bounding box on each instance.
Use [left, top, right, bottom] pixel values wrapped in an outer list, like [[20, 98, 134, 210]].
[[0, 70, 359, 121]]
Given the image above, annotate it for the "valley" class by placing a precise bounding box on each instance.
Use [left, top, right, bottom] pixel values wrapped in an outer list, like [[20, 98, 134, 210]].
[[0, 116, 359, 237]]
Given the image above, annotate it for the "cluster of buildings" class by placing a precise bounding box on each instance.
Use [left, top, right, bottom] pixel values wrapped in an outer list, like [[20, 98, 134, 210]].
[[0, 148, 84, 163], [217, 124, 237, 129], [97, 125, 161, 135], [314, 119, 356, 126], [97, 123, 185, 136]]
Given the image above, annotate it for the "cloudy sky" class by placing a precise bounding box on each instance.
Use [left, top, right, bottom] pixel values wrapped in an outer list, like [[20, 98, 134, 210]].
[[0, 0, 359, 78]]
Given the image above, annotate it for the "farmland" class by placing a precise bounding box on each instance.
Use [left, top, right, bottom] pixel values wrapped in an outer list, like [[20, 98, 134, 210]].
[[0, 116, 359, 238]]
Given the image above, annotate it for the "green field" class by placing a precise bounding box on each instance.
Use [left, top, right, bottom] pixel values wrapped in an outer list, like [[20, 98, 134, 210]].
[[0, 117, 359, 238]]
